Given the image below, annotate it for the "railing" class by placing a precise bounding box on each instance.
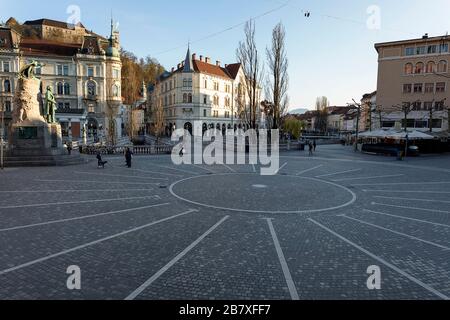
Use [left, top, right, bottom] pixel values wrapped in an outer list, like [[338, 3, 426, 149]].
[[81, 145, 173, 155]]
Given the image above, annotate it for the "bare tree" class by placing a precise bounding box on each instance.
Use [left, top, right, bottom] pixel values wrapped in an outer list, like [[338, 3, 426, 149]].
[[314, 96, 329, 133], [236, 20, 263, 130], [266, 22, 289, 130], [148, 83, 165, 143]]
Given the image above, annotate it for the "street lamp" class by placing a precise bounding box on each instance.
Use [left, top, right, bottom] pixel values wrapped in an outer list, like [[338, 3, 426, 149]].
[[351, 99, 362, 152]]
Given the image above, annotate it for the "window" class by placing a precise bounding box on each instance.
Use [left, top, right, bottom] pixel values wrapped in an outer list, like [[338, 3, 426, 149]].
[[403, 84, 412, 93], [113, 69, 120, 79], [423, 101, 433, 110], [405, 47, 415, 56], [426, 61, 436, 73], [213, 95, 219, 105], [427, 45, 437, 54], [225, 97, 231, 107], [188, 93, 192, 103], [64, 83, 70, 95], [440, 44, 449, 53], [413, 83, 423, 93], [87, 81, 96, 96], [425, 83, 434, 93], [183, 78, 192, 88], [3, 80, 11, 93], [164, 96, 168, 106], [416, 46, 426, 55], [203, 109, 207, 117], [412, 101, 422, 110], [87, 67, 94, 77], [402, 119, 416, 128], [57, 82, 64, 95], [415, 62, 424, 74], [214, 82, 219, 91], [204, 79, 208, 89], [63, 65, 69, 76], [203, 95, 208, 104], [382, 121, 395, 128], [404, 63, 413, 75], [436, 82, 446, 93], [57, 65, 62, 75], [435, 101, 445, 111], [415, 120, 428, 128], [432, 119, 443, 128], [58, 102, 64, 109], [225, 111, 230, 118], [3, 61, 10, 73], [64, 102, 70, 109], [213, 110, 219, 118], [5, 100, 11, 112], [437, 60, 448, 73], [183, 93, 188, 103]]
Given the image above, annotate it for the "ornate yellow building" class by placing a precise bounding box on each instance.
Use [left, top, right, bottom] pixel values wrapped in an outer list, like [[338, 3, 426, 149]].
[[0, 18, 122, 142]]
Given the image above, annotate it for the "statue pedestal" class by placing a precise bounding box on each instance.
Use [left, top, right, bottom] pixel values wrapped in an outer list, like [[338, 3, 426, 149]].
[[8, 121, 64, 157], [4, 76, 86, 166]]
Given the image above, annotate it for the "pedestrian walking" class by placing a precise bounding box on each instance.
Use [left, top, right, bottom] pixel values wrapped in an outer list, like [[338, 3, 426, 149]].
[[179, 144, 185, 157], [313, 140, 317, 152], [96, 152, 107, 169], [308, 142, 313, 156], [125, 148, 133, 168], [66, 141, 73, 155]]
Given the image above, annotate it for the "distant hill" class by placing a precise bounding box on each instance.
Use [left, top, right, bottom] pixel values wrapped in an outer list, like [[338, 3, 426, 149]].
[[288, 108, 309, 115]]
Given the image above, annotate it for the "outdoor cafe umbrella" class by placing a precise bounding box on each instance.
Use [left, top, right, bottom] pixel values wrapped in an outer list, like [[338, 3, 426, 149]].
[[385, 130, 434, 140]]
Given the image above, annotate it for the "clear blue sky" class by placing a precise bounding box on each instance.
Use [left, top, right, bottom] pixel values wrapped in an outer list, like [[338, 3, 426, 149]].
[[2, 0, 450, 110]]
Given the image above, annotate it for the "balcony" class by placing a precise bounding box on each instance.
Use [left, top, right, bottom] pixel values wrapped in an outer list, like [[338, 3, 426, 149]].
[[84, 94, 98, 101]]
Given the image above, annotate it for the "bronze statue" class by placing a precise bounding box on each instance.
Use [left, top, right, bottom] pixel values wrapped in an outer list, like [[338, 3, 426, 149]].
[[19, 61, 41, 79], [44, 86, 57, 123]]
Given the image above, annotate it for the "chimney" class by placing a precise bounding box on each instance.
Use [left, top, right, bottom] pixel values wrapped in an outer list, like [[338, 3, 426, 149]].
[[205, 57, 211, 64], [199, 55, 204, 62], [216, 60, 221, 67], [192, 53, 197, 60], [423, 33, 429, 39]]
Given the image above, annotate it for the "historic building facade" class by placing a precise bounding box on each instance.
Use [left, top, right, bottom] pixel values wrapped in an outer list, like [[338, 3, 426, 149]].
[[375, 34, 450, 134], [0, 18, 122, 142], [148, 48, 263, 136]]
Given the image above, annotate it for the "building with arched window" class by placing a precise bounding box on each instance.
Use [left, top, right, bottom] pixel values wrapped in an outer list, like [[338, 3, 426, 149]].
[[375, 34, 450, 133], [0, 18, 123, 142], [148, 47, 263, 135]]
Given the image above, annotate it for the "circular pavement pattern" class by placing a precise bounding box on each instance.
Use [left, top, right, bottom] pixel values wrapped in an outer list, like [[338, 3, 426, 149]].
[[169, 173, 357, 214]]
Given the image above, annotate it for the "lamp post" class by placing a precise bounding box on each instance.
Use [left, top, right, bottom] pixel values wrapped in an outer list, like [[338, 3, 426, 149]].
[[352, 99, 362, 152]]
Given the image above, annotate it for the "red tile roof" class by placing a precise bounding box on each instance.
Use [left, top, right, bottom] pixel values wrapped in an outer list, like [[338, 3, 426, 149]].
[[20, 39, 81, 57], [24, 19, 85, 30], [193, 60, 233, 79]]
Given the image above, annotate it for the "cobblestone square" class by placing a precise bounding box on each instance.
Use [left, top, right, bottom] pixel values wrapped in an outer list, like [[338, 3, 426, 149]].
[[0, 145, 449, 300]]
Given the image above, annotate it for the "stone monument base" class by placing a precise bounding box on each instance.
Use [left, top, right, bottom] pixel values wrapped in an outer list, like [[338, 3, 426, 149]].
[[8, 121, 64, 157]]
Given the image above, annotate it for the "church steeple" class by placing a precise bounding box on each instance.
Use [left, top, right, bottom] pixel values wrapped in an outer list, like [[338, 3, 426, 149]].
[[183, 44, 194, 73]]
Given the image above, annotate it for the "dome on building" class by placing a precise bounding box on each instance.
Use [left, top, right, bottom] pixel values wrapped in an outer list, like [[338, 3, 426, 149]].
[[106, 44, 119, 58]]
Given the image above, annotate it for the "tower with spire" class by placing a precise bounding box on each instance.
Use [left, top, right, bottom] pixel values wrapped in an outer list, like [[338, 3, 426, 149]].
[[104, 16, 122, 141], [183, 44, 194, 73]]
